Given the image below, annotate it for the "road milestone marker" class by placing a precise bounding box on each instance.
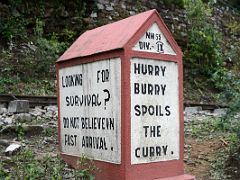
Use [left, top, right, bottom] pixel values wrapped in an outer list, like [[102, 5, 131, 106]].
[[56, 9, 195, 180]]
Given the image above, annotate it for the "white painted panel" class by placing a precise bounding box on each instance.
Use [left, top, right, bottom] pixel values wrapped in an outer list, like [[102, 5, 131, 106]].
[[131, 58, 179, 164], [59, 58, 121, 164], [133, 23, 176, 55]]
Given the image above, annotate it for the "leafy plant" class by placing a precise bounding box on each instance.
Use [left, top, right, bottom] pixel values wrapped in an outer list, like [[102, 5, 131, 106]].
[[185, 117, 224, 138], [0, 17, 27, 45], [75, 154, 99, 180], [210, 61, 240, 179], [227, 21, 240, 35], [183, 0, 223, 76], [41, 154, 65, 179], [0, 163, 10, 179], [211, 148, 230, 179], [163, 0, 185, 8], [16, 123, 26, 140], [43, 127, 56, 136], [0, 149, 99, 179], [11, 149, 44, 178], [0, 17, 67, 95]]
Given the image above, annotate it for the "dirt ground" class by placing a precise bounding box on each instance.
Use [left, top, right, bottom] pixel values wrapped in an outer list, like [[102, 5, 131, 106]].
[[184, 136, 223, 179], [0, 131, 223, 179], [0, 115, 227, 179]]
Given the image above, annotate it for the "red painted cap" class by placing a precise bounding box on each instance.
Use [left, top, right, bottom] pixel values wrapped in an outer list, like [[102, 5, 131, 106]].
[[57, 10, 157, 62]]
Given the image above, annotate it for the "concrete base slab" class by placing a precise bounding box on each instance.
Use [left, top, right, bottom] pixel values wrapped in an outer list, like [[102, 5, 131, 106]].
[[156, 174, 195, 180], [8, 100, 29, 113]]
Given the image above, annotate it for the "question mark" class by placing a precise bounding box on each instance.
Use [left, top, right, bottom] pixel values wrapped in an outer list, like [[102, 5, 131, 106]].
[[103, 89, 110, 110]]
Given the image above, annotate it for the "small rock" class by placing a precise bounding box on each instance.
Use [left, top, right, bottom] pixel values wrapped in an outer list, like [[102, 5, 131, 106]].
[[110, 2, 115, 7], [121, 3, 126, 9], [0, 107, 7, 115], [44, 137, 55, 144], [45, 111, 53, 117], [14, 113, 32, 123], [36, 116, 42, 121], [106, 4, 114, 11], [3, 117, 13, 125], [30, 107, 44, 117], [12, 8, 20, 17], [185, 106, 202, 114], [5, 143, 21, 156], [62, 169, 74, 179], [26, 42, 37, 51], [147, 1, 158, 8], [46, 106, 57, 112], [171, 24, 175, 32], [132, 6, 139, 12], [180, 32, 187, 37], [114, 11, 119, 17], [129, 11, 136, 15], [164, 15, 171, 20], [213, 108, 227, 117], [198, 110, 213, 116], [98, 0, 108, 5], [179, 23, 187, 29], [60, 10, 69, 17], [90, 12, 98, 18], [48, 121, 57, 126], [184, 159, 195, 165], [0, 103, 7, 108], [30, 110, 43, 117], [44, 8, 54, 18], [0, 139, 10, 146], [97, 3, 104, 10]]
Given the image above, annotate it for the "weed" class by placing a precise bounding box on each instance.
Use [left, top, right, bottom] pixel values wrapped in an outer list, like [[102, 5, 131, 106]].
[[0, 163, 9, 179], [75, 154, 99, 180], [0, 17, 28, 44], [184, 0, 223, 76], [43, 127, 56, 136], [185, 117, 223, 139], [34, 18, 45, 38], [163, 0, 185, 8], [0, 149, 99, 179], [11, 149, 44, 178], [16, 123, 26, 140], [227, 21, 240, 35], [41, 154, 64, 179], [209, 71, 240, 179], [211, 148, 230, 179]]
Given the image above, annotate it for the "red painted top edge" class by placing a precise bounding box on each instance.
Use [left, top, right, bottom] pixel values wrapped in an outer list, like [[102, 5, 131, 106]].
[[57, 9, 156, 62]]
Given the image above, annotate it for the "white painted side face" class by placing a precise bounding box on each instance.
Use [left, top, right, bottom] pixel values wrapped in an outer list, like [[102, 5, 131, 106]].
[[131, 58, 179, 164], [133, 23, 176, 55], [59, 58, 121, 164]]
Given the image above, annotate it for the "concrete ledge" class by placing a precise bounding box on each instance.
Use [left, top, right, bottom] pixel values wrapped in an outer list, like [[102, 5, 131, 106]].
[[8, 100, 29, 113], [155, 174, 195, 180]]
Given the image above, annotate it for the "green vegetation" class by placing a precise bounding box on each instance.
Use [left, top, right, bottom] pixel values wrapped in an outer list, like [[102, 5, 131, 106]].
[[184, 0, 223, 77], [0, 0, 239, 178], [163, 0, 185, 8], [0, 149, 98, 179], [185, 115, 240, 179], [212, 76, 240, 179], [0, 0, 91, 95], [185, 117, 220, 138], [181, 0, 224, 103], [183, 0, 240, 178]]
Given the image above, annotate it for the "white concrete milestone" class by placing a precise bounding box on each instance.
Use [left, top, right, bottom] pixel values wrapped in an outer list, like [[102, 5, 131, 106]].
[[59, 58, 121, 164], [131, 57, 179, 164]]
